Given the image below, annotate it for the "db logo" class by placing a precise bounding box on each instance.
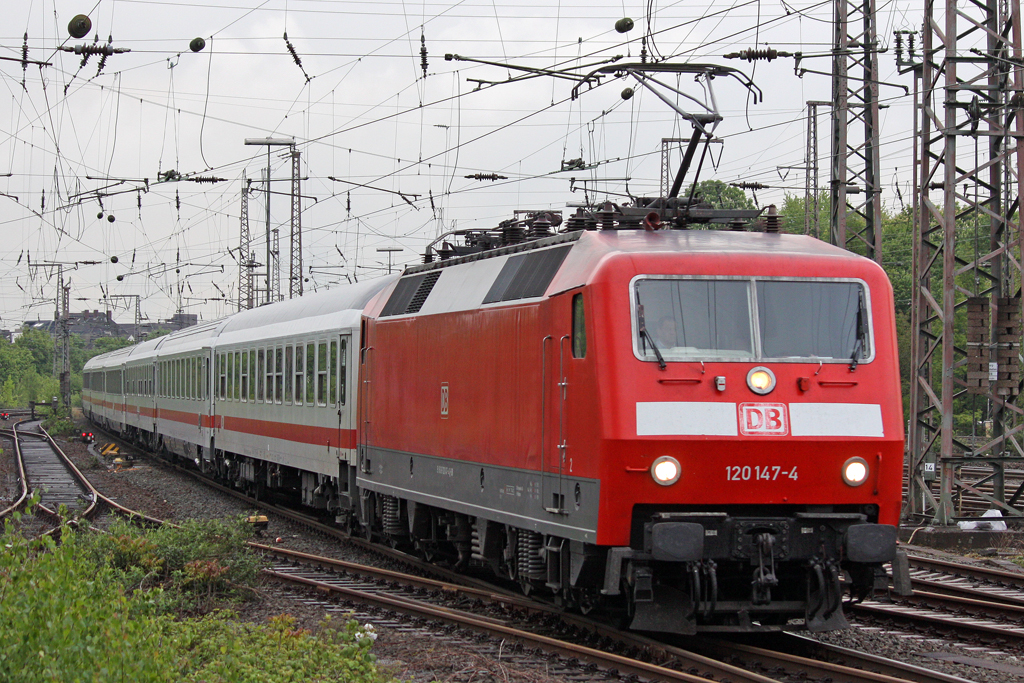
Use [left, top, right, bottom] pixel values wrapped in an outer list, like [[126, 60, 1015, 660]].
[[738, 403, 789, 436]]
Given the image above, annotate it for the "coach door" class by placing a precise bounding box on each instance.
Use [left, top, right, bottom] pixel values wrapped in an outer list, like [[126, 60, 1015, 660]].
[[336, 334, 352, 458]]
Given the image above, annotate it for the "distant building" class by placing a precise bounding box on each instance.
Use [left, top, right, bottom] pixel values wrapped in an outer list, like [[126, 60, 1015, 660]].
[[22, 309, 200, 346], [138, 312, 198, 339], [24, 310, 123, 344]]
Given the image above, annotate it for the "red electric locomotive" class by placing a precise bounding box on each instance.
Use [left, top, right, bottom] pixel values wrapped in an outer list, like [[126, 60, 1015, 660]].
[[358, 210, 906, 633]]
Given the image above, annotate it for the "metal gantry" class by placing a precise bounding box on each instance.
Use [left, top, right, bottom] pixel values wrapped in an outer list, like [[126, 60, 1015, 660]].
[[290, 148, 303, 299], [106, 294, 141, 342], [805, 101, 830, 240], [906, 0, 1024, 524], [830, 0, 884, 262], [238, 172, 255, 311], [243, 137, 295, 306]]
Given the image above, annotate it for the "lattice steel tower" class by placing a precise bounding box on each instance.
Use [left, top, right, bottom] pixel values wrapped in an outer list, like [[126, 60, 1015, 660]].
[[831, 0, 884, 261], [906, 0, 1024, 524]]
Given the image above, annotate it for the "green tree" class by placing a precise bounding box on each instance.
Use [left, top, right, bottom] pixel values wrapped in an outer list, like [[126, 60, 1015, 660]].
[[0, 377, 15, 407], [684, 179, 756, 210], [90, 335, 134, 356], [14, 328, 53, 376], [0, 342, 33, 386]]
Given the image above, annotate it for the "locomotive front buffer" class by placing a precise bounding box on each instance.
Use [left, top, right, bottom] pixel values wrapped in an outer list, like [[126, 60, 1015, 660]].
[[603, 512, 907, 634]]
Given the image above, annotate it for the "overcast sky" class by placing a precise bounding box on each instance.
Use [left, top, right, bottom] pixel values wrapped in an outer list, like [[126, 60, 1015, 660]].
[[0, 0, 928, 328]]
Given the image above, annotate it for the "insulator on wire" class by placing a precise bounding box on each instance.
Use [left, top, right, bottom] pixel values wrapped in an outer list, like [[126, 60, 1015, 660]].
[[723, 48, 792, 62], [283, 32, 312, 83], [465, 173, 508, 181], [420, 31, 428, 79], [95, 36, 113, 76], [62, 41, 130, 57], [187, 176, 227, 184], [730, 182, 769, 190], [21, 33, 28, 90], [68, 14, 92, 39]]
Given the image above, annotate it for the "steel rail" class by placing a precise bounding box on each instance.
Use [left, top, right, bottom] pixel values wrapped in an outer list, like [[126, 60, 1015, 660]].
[[0, 419, 30, 518], [263, 563, 780, 683], [851, 600, 1024, 645], [909, 555, 1024, 588], [911, 574, 1024, 606]]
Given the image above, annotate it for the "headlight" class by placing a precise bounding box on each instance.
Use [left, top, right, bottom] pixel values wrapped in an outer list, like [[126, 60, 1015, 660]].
[[746, 366, 776, 395], [651, 456, 681, 486], [842, 456, 869, 486]]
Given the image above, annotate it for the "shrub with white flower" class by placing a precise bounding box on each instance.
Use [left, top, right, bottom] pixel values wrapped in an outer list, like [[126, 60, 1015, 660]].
[[355, 623, 377, 642]]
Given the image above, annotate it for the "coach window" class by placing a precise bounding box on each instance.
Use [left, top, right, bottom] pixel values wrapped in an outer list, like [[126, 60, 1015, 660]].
[[329, 340, 338, 405], [275, 346, 284, 404], [572, 293, 587, 358], [248, 350, 255, 401], [256, 348, 265, 402], [219, 354, 227, 400], [232, 351, 240, 401], [316, 342, 328, 406], [338, 338, 348, 405], [228, 353, 236, 400], [284, 345, 293, 404], [306, 342, 315, 404], [294, 344, 304, 405], [239, 351, 247, 401]]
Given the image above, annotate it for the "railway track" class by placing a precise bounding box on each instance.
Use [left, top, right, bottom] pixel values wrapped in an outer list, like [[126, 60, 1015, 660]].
[[78, 424, 1001, 681], [0, 420, 96, 529], [0, 420, 161, 533], [260, 543, 975, 683]]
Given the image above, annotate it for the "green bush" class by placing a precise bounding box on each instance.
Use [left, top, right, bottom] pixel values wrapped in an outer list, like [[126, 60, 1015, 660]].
[[169, 612, 386, 683], [0, 514, 176, 682], [81, 517, 263, 611], [0, 515, 391, 683], [40, 408, 75, 437]]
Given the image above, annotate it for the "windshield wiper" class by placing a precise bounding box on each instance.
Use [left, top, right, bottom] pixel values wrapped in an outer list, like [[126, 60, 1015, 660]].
[[849, 289, 865, 371], [636, 298, 667, 370]]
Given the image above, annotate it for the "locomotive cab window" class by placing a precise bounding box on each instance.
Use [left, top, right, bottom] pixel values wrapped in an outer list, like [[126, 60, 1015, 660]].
[[572, 293, 586, 358], [633, 276, 872, 363]]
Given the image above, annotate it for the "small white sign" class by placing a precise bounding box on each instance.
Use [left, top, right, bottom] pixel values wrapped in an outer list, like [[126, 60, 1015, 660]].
[[440, 382, 449, 418], [990, 362, 999, 381], [738, 403, 789, 436]]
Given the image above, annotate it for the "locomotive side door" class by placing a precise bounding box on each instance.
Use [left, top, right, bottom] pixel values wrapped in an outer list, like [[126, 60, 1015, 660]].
[[541, 291, 583, 515], [541, 333, 566, 513]]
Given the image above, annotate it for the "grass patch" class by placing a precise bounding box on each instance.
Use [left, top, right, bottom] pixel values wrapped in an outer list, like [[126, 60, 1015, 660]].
[[0, 512, 390, 682]]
